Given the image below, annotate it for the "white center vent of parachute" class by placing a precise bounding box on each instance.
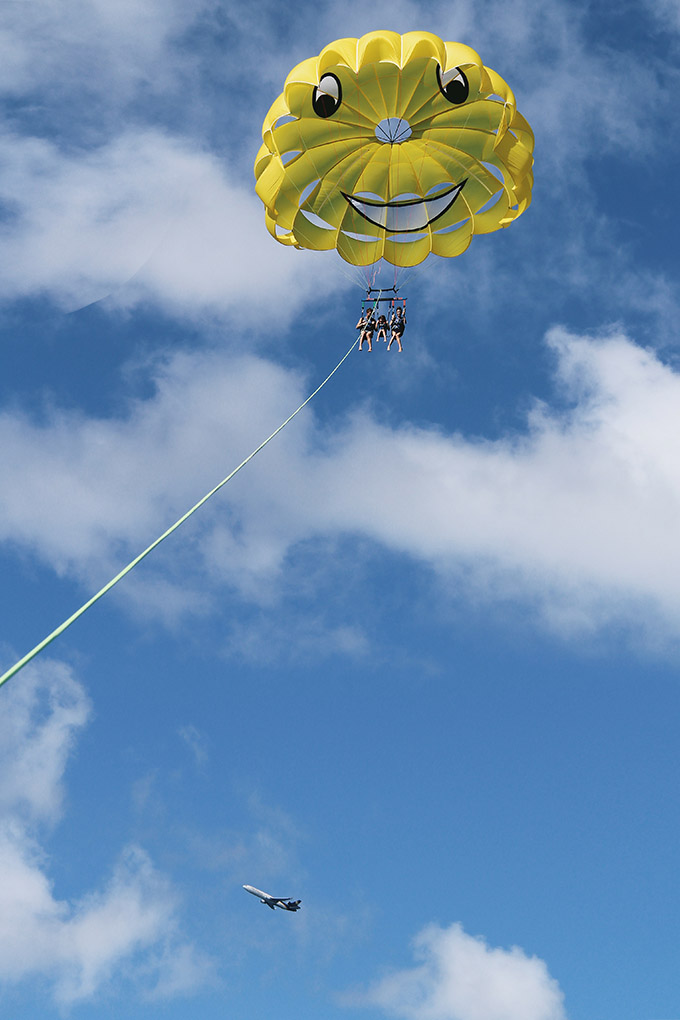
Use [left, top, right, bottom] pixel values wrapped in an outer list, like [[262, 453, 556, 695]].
[[375, 118, 412, 144]]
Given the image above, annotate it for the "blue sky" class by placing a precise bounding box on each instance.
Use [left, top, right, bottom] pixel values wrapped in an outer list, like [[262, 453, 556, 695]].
[[1, 2, 679, 1019]]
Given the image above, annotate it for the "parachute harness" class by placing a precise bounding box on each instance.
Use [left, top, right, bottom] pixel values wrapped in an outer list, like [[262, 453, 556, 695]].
[[0, 332, 370, 690]]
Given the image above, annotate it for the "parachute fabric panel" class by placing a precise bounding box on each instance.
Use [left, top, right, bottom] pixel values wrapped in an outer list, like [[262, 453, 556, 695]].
[[254, 30, 534, 267]]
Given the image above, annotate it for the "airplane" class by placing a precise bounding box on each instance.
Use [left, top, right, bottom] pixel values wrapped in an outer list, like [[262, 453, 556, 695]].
[[243, 884, 302, 911]]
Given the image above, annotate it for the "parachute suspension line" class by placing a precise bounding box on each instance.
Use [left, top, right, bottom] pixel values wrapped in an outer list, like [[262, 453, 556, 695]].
[[0, 337, 360, 691], [361, 289, 383, 316]]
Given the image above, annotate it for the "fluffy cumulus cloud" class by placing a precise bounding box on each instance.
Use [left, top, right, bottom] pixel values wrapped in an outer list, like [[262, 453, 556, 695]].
[[0, 660, 211, 1005], [353, 922, 566, 1020], [0, 348, 305, 592], [0, 127, 338, 317], [2, 326, 680, 640]]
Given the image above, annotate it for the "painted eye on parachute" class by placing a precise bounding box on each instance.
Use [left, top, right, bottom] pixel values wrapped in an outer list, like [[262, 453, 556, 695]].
[[437, 65, 469, 104], [312, 73, 342, 117]]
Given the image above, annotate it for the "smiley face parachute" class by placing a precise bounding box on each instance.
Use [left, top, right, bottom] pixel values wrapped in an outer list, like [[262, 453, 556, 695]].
[[254, 30, 534, 270]]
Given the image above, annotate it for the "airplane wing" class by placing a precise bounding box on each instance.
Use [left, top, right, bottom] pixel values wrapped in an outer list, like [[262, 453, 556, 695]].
[[278, 898, 302, 911]]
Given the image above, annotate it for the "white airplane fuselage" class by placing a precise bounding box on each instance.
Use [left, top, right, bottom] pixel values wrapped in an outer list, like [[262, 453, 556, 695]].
[[243, 884, 301, 911]]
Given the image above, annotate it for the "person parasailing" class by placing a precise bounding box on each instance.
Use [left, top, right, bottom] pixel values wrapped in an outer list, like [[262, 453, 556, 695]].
[[357, 308, 377, 350], [387, 306, 406, 352], [375, 314, 389, 343]]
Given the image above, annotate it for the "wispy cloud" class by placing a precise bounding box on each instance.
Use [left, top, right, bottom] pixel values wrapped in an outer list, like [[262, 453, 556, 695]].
[[0, 0, 205, 113], [224, 613, 369, 667], [178, 723, 209, 767], [180, 789, 305, 882], [644, 0, 680, 34]]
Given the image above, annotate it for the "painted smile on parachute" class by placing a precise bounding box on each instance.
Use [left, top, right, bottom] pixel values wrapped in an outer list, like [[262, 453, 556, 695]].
[[341, 180, 467, 233]]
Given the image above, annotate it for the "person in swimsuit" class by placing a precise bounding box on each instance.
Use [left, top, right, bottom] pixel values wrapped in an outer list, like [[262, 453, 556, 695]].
[[375, 314, 389, 343], [388, 306, 406, 351], [357, 307, 377, 351]]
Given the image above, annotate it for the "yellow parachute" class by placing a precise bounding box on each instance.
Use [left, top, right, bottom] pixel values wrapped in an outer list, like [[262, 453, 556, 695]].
[[254, 30, 534, 268]]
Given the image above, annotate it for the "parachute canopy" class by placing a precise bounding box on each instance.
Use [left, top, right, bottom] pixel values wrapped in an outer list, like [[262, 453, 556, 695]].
[[254, 30, 534, 268]]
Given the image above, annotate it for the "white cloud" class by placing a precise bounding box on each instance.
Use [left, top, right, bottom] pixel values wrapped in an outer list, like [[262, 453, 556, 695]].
[[352, 922, 566, 1020], [0, 0, 201, 100], [0, 127, 338, 316], [0, 348, 305, 582], [0, 659, 212, 1005], [0, 657, 90, 825], [4, 326, 680, 642]]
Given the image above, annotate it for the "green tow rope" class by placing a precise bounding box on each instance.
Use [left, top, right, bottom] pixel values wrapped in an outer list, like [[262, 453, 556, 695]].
[[0, 335, 363, 689]]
